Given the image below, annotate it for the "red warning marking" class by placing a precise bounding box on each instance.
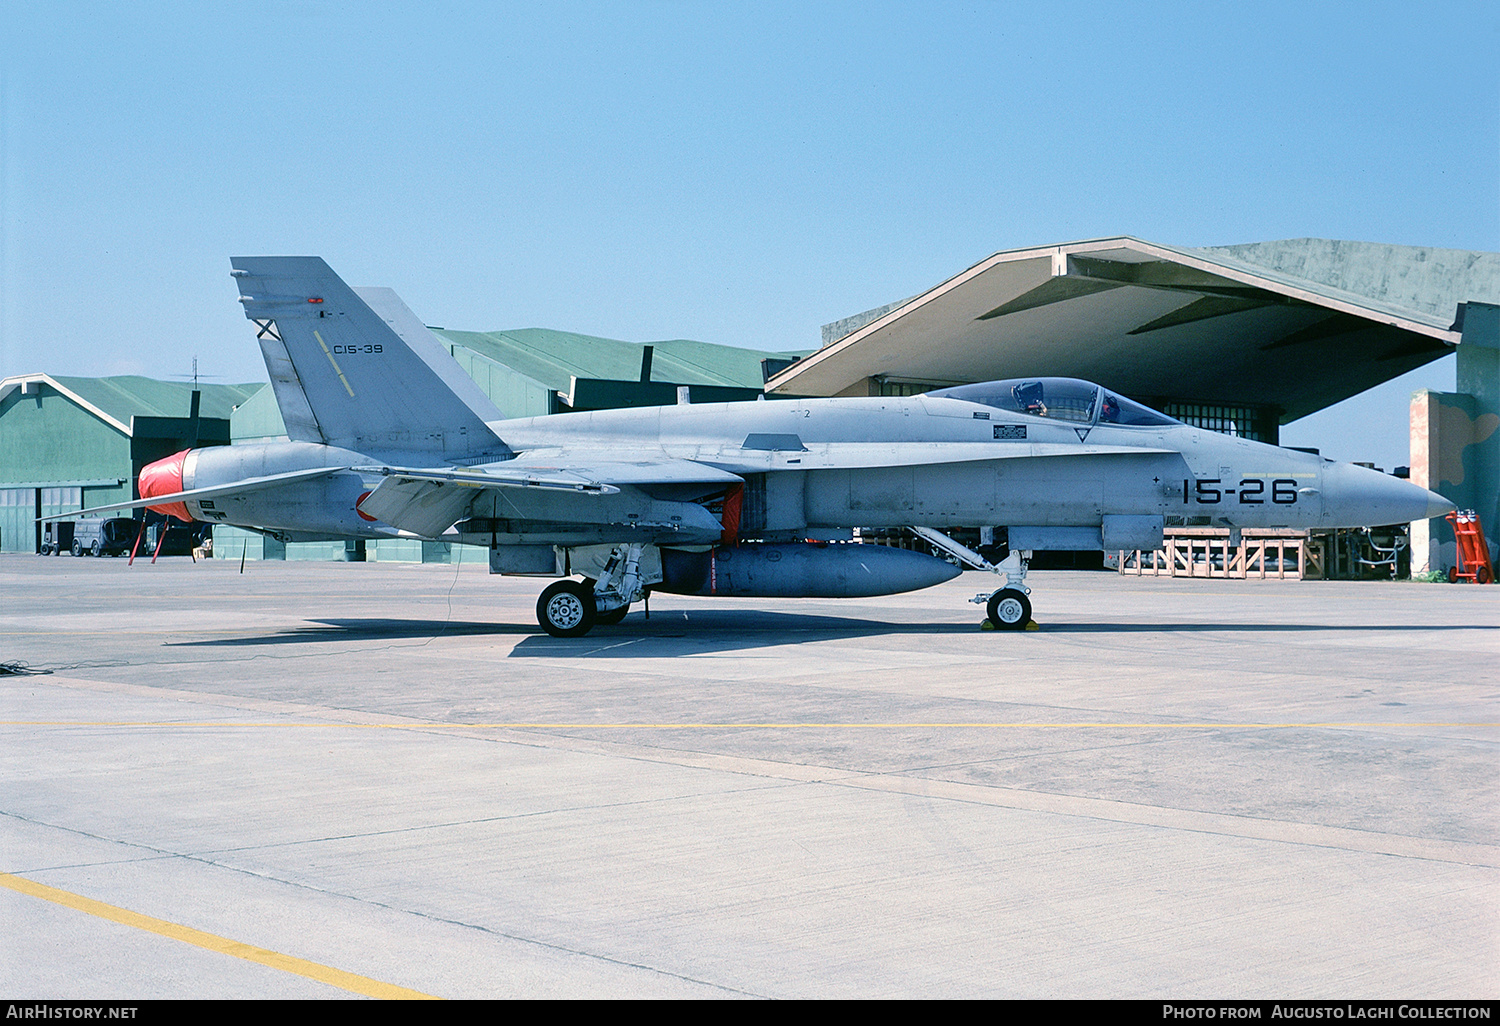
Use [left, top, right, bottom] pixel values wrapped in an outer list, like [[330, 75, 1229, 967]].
[[719, 483, 743, 547], [356, 491, 377, 522], [139, 449, 193, 522]]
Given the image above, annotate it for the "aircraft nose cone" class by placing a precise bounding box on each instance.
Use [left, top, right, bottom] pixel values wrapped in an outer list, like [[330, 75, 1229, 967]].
[[139, 449, 192, 522], [1322, 462, 1456, 527]]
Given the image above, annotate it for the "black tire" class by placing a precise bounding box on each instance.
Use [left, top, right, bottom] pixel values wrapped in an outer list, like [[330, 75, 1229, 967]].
[[986, 588, 1031, 630], [537, 580, 597, 638], [595, 603, 629, 626], [40, 543, 52, 556], [580, 579, 629, 625], [71, 540, 83, 557], [89, 541, 101, 557], [1448, 566, 1459, 583], [1479, 566, 1493, 585]]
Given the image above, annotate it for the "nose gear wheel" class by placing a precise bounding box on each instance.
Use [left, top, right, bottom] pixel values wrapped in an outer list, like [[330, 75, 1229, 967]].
[[986, 588, 1031, 630]]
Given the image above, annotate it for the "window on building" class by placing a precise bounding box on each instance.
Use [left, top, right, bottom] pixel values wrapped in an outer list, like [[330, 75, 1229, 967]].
[[1161, 403, 1271, 441], [876, 379, 947, 397], [40, 487, 82, 508]]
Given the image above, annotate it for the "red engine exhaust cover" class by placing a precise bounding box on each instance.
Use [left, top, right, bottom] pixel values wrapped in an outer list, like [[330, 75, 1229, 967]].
[[139, 449, 192, 522]]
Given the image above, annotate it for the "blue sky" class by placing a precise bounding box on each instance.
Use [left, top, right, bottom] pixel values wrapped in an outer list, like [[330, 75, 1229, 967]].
[[2, 1, 1496, 469]]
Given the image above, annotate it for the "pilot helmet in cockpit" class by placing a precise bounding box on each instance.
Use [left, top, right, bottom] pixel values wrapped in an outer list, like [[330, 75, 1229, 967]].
[[1012, 380, 1046, 416]]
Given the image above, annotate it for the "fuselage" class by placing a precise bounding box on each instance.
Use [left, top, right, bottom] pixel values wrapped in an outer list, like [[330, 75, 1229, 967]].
[[159, 389, 1448, 545]]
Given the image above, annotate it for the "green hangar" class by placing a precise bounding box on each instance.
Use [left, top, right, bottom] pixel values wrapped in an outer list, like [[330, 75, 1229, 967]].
[[0, 375, 260, 555], [0, 329, 803, 560]]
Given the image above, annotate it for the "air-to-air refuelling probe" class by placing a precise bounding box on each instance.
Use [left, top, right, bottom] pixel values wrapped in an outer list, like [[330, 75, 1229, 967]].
[[60, 258, 1455, 636]]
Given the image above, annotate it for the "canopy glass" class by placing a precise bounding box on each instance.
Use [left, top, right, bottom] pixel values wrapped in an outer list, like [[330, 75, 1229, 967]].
[[928, 378, 1179, 428]]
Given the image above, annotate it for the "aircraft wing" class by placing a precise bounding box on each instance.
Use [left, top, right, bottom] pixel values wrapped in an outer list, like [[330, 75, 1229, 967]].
[[35, 467, 348, 522], [354, 455, 744, 538]]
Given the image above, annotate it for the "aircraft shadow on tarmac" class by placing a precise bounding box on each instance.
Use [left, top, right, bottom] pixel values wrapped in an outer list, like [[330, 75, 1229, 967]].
[[165, 611, 964, 654], [163, 610, 1493, 657], [503, 616, 1490, 658], [165, 619, 534, 646]]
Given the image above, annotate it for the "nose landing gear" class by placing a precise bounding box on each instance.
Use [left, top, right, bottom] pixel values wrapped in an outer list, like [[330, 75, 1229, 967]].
[[908, 527, 1036, 631], [985, 587, 1032, 630], [972, 549, 1033, 630]]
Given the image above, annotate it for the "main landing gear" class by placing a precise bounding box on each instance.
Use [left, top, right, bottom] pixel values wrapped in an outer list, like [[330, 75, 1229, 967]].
[[595, 603, 631, 626], [535, 543, 647, 638], [536, 580, 595, 638]]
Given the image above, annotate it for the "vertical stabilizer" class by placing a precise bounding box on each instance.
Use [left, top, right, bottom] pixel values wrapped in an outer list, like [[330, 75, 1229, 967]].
[[230, 257, 508, 457]]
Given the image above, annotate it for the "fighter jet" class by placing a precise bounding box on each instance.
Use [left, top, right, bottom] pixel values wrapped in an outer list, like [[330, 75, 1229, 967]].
[[60, 257, 1455, 636]]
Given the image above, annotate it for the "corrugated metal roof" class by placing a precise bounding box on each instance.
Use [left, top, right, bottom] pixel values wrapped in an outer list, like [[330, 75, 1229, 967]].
[[432, 328, 805, 392], [49, 376, 264, 426]]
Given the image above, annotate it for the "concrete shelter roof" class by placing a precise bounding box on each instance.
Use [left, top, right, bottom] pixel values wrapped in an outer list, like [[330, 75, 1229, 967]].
[[769, 237, 1498, 421]]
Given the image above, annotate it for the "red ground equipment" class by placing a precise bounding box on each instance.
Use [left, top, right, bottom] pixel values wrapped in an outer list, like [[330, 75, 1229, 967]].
[[1446, 510, 1494, 584]]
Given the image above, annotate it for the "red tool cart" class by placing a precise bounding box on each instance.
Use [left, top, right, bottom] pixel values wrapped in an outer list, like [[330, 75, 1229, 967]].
[[1446, 510, 1494, 584]]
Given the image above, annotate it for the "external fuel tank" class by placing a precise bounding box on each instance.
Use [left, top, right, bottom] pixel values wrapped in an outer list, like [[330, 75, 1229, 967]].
[[658, 542, 961, 598]]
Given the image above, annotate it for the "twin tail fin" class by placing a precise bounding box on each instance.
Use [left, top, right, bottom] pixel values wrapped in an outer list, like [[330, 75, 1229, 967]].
[[230, 256, 508, 458]]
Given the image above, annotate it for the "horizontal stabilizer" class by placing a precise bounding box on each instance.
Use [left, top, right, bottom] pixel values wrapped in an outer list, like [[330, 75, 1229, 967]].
[[354, 476, 481, 539], [355, 456, 743, 537]]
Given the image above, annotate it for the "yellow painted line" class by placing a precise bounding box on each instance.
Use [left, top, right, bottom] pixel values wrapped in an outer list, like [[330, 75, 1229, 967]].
[[0, 872, 437, 1000], [0, 619, 479, 637], [312, 330, 356, 397], [4, 720, 1496, 729], [0, 630, 270, 636]]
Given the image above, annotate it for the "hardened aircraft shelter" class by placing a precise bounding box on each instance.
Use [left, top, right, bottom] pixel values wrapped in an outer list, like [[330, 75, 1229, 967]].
[[768, 237, 1500, 571]]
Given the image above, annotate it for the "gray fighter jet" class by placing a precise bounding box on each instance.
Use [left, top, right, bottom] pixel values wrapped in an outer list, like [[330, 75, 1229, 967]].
[[66, 257, 1454, 636]]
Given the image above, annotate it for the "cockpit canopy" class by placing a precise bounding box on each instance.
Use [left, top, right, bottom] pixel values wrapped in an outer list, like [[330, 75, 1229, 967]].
[[927, 377, 1179, 428]]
